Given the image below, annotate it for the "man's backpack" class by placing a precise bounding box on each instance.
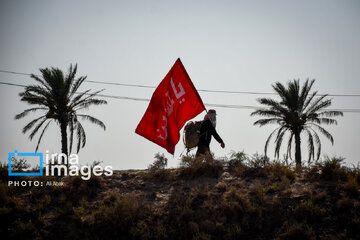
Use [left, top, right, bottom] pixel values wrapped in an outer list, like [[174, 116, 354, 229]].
[[183, 121, 203, 151]]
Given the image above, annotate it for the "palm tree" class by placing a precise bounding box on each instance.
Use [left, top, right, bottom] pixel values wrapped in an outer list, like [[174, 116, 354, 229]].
[[15, 64, 107, 156], [251, 79, 343, 166]]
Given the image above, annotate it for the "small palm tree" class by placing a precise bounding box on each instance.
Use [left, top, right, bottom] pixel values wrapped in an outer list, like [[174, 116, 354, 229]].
[[251, 79, 343, 166], [16, 64, 107, 155]]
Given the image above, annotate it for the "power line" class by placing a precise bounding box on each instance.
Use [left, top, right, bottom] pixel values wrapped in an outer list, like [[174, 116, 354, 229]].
[[86, 79, 277, 95], [0, 81, 26, 88], [96, 93, 150, 102], [0, 70, 32, 76], [1, 80, 360, 113], [1, 69, 360, 97]]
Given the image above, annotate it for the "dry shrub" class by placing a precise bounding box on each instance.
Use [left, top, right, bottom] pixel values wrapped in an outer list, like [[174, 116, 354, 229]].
[[222, 188, 252, 222], [266, 176, 291, 194], [294, 197, 326, 224], [249, 180, 266, 205], [265, 161, 295, 181], [78, 193, 151, 239], [228, 151, 247, 169], [0, 163, 9, 182], [142, 153, 172, 181], [342, 176, 359, 198], [334, 196, 360, 238], [66, 175, 103, 201], [215, 182, 227, 192], [276, 222, 316, 240], [142, 168, 171, 181], [319, 156, 348, 181], [179, 154, 223, 179], [148, 153, 168, 170]]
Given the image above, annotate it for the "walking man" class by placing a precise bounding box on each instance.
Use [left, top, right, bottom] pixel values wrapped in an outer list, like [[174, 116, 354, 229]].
[[196, 109, 225, 157]]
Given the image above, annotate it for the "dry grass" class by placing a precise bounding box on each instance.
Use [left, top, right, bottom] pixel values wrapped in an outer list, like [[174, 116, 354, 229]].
[[1, 155, 360, 239]]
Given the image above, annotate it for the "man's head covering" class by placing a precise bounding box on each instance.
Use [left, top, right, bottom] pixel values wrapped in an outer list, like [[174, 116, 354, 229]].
[[207, 109, 217, 115], [204, 109, 217, 127]]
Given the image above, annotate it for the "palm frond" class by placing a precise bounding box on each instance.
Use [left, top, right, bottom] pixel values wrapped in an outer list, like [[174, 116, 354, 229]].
[[258, 98, 285, 111], [66, 64, 77, 85], [298, 79, 315, 111], [253, 118, 283, 127], [317, 111, 344, 117], [69, 89, 91, 107], [64, 64, 78, 98], [39, 67, 65, 94], [274, 127, 287, 159], [15, 107, 47, 120], [310, 124, 334, 144], [19, 92, 49, 106], [304, 94, 328, 115], [52, 68, 65, 85], [77, 114, 106, 130], [286, 133, 294, 160], [302, 90, 318, 112], [306, 117, 321, 124], [39, 68, 56, 89], [308, 127, 321, 160], [305, 129, 315, 161], [22, 116, 46, 133], [286, 79, 300, 111], [71, 89, 105, 108], [25, 85, 53, 99], [76, 122, 86, 153], [272, 82, 289, 104], [74, 98, 107, 111], [318, 118, 338, 125], [70, 76, 87, 98], [264, 127, 281, 156], [35, 120, 52, 152], [29, 118, 48, 140], [306, 99, 332, 116], [251, 109, 282, 118], [30, 74, 52, 91], [68, 118, 75, 154]]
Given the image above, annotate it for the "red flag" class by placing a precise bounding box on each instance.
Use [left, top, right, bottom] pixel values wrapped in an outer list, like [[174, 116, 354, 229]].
[[135, 58, 206, 154]]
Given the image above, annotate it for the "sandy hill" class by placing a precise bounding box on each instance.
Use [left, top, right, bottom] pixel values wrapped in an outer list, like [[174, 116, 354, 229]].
[[1, 155, 359, 239]]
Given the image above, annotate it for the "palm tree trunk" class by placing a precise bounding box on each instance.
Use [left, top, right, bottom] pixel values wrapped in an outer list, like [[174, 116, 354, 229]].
[[294, 128, 302, 167], [59, 118, 68, 156]]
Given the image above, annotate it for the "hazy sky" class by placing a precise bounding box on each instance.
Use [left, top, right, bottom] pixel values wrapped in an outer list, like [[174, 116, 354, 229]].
[[1, 0, 359, 169]]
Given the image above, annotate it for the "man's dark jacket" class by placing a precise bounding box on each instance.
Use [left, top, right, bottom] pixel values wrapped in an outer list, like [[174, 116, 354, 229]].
[[196, 119, 223, 156]]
